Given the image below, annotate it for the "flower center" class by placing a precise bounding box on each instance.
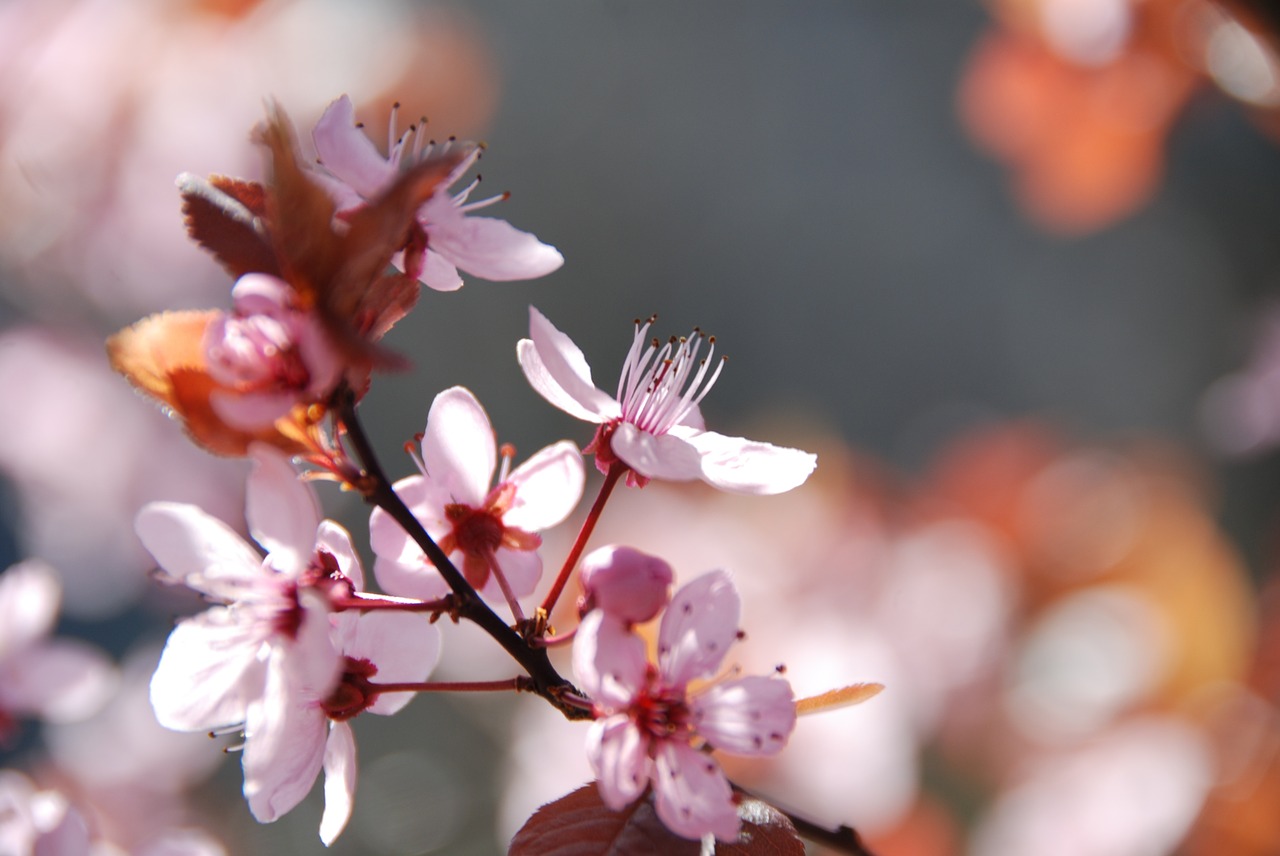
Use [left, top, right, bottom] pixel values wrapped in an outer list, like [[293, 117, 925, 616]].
[[615, 318, 725, 436], [269, 580, 303, 640], [629, 668, 693, 743], [321, 657, 379, 721], [446, 504, 507, 556]]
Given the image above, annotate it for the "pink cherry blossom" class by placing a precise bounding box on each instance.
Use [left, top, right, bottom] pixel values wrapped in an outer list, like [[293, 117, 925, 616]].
[[0, 560, 115, 741], [0, 769, 92, 855], [203, 273, 343, 430], [370, 386, 584, 609], [573, 570, 797, 841], [577, 545, 673, 624], [137, 446, 344, 737], [517, 307, 817, 493], [309, 94, 563, 292]]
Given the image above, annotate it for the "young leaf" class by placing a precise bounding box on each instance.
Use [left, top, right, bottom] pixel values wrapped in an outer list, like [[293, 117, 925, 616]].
[[178, 173, 279, 279]]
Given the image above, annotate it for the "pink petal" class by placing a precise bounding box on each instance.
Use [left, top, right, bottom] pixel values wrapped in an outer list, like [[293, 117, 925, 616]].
[[315, 521, 365, 592], [424, 199, 564, 281], [691, 676, 796, 757], [0, 560, 59, 656], [135, 503, 262, 595], [246, 446, 321, 573], [422, 387, 496, 507], [209, 389, 298, 431], [288, 592, 344, 698], [372, 556, 451, 602], [311, 95, 397, 199], [346, 612, 441, 716], [572, 611, 647, 709], [487, 547, 542, 603], [657, 571, 740, 687], [368, 476, 452, 564], [0, 641, 115, 722], [319, 721, 357, 846], [418, 248, 465, 292], [652, 741, 739, 841], [149, 612, 265, 731], [518, 307, 620, 424], [609, 424, 703, 481], [242, 656, 328, 824], [502, 441, 585, 531], [587, 715, 651, 810], [578, 546, 673, 625], [683, 429, 817, 495]]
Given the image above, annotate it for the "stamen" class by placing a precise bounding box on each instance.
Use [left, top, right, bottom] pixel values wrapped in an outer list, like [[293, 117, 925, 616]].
[[387, 101, 402, 156], [497, 443, 516, 483]]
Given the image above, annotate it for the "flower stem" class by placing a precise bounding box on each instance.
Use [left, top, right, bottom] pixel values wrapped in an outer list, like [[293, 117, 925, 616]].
[[538, 461, 626, 617], [370, 677, 531, 694], [332, 591, 453, 612], [334, 388, 591, 721]]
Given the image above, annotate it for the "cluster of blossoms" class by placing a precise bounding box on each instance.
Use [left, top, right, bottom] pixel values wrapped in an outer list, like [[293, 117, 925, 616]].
[[104, 94, 873, 850]]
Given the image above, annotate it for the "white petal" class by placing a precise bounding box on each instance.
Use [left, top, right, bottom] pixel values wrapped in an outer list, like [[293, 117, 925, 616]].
[[0, 641, 115, 722], [247, 446, 321, 574], [610, 424, 703, 481], [425, 201, 564, 281], [315, 521, 365, 592], [347, 612, 441, 716], [502, 441, 585, 531], [652, 741, 739, 841], [692, 676, 796, 757], [683, 429, 816, 495], [658, 571, 740, 687], [573, 611, 647, 709], [319, 722, 357, 846], [372, 556, 451, 602], [588, 716, 651, 810], [0, 560, 60, 658], [288, 592, 343, 698], [311, 95, 397, 199], [368, 476, 452, 564], [418, 248, 464, 292], [149, 611, 265, 731], [242, 656, 328, 823], [135, 503, 262, 595], [422, 387, 495, 506], [517, 307, 619, 423], [487, 547, 542, 602]]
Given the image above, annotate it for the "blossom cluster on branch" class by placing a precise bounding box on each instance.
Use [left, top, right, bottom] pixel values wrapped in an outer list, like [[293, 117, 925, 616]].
[[95, 95, 879, 851]]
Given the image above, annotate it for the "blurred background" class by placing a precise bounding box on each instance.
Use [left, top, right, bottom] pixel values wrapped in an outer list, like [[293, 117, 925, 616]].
[[3, 0, 1280, 853]]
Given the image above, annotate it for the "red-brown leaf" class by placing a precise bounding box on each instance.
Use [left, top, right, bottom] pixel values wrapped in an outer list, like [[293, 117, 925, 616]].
[[179, 173, 279, 279], [509, 783, 805, 856]]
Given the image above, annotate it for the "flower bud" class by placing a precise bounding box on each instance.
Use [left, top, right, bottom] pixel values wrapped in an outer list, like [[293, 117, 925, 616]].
[[578, 545, 673, 624]]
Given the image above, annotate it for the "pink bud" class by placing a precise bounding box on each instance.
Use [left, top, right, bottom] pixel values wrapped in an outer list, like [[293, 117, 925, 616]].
[[578, 545, 673, 624]]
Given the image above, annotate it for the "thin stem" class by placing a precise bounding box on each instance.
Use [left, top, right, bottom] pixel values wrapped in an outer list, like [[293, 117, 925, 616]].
[[335, 389, 590, 721], [539, 461, 626, 616], [371, 678, 529, 694], [333, 591, 453, 612]]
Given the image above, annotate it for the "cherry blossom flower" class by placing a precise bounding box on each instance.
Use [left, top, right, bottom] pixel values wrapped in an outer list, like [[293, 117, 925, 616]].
[[517, 307, 817, 493], [203, 273, 343, 431], [310, 94, 563, 292], [371, 386, 583, 609], [0, 769, 92, 855], [245, 599, 440, 845], [137, 447, 344, 740], [0, 560, 115, 741], [573, 570, 797, 841], [577, 545, 673, 624]]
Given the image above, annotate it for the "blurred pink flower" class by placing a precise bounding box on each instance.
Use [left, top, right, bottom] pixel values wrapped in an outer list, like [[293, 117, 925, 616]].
[[370, 386, 583, 606], [573, 570, 796, 841], [310, 94, 563, 292], [518, 307, 817, 493], [0, 769, 92, 855], [203, 274, 343, 431], [0, 561, 115, 740]]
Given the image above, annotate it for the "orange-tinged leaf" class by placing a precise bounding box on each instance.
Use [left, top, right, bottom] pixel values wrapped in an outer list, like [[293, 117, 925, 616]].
[[795, 683, 884, 716], [107, 311, 317, 458]]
